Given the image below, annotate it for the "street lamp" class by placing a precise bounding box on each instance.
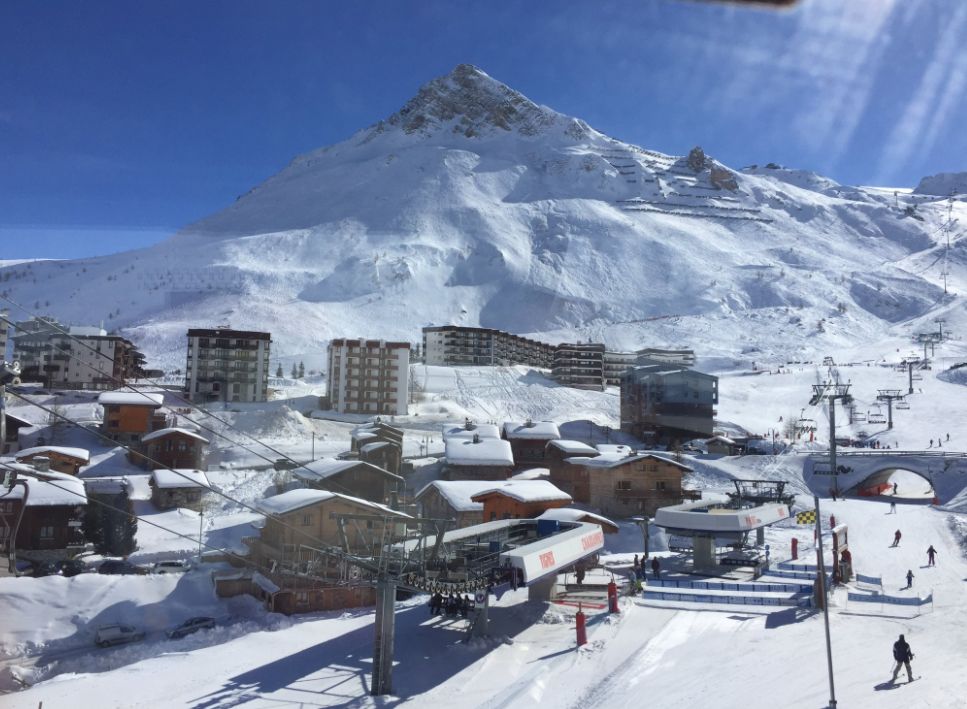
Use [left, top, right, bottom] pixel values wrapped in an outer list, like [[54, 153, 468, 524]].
[[632, 516, 651, 560]]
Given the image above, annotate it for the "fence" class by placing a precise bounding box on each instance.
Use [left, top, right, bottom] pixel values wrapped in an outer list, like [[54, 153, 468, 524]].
[[650, 577, 812, 594], [643, 589, 811, 608], [847, 591, 933, 612]]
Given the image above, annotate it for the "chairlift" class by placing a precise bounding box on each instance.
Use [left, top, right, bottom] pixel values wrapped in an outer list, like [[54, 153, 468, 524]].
[[852, 412, 867, 422], [868, 412, 887, 424], [895, 401, 910, 410], [911, 373, 923, 381]]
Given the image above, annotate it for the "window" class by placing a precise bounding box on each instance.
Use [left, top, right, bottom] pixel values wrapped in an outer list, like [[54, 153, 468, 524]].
[[616, 480, 632, 491], [655, 481, 667, 491], [302, 514, 312, 526], [39, 526, 55, 539], [296, 591, 309, 605]]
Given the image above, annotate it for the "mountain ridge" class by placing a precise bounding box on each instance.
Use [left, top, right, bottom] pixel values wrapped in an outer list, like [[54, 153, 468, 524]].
[[1, 65, 964, 371]]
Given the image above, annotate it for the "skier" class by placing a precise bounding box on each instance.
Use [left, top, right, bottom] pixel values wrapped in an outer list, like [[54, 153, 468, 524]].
[[650, 557, 661, 579], [891, 634, 914, 684], [889, 500, 897, 514], [947, 433, 950, 442], [905, 569, 914, 588], [892, 529, 902, 547], [893, 482, 898, 495], [927, 545, 937, 567]]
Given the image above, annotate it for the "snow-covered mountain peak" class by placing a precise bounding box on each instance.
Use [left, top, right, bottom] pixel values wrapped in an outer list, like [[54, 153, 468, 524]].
[[377, 63, 588, 140]]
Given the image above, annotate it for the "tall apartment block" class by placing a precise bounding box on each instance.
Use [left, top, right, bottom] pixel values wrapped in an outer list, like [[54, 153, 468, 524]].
[[422, 326, 554, 368], [620, 364, 718, 443], [11, 316, 145, 389], [327, 338, 410, 416], [185, 328, 271, 403], [552, 343, 606, 390]]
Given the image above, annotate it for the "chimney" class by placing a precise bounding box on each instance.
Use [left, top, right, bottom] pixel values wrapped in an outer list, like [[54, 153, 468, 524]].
[[464, 417, 475, 431], [525, 418, 535, 428], [472, 433, 480, 444], [32, 456, 51, 472]]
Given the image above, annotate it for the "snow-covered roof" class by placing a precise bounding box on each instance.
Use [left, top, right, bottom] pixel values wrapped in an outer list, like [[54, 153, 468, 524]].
[[1, 471, 87, 507], [16, 446, 91, 463], [252, 572, 280, 595], [510, 467, 550, 480], [294, 458, 401, 482], [564, 452, 692, 472], [442, 423, 501, 441], [414, 480, 497, 512], [353, 431, 378, 442], [97, 392, 165, 407], [360, 441, 392, 453], [470, 480, 571, 504], [82, 476, 132, 495], [547, 440, 599, 455], [595, 444, 633, 455], [502, 420, 561, 441], [150, 468, 210, 489], [706, 435, 736, 445], [255, 488, 410, 518], [445, 437, 514, 467], [536, 507, 619, 533], [141, 427, 210, 444]]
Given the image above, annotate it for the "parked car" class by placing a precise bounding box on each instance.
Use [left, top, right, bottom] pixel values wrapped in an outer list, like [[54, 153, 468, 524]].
[[98, 560, 147, 575], [57, 559, 89, 577], [151, 560, 192, 574], [30, 561, 60, 577], [166, 616, 215, 639], [95, 624, 145, 648]]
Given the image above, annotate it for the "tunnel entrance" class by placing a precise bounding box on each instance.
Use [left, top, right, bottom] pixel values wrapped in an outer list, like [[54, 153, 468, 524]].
[[848, 468, 934, 502]]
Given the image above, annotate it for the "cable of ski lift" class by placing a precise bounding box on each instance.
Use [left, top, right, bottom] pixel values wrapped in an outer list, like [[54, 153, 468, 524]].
[[0, 294, 379, 503]]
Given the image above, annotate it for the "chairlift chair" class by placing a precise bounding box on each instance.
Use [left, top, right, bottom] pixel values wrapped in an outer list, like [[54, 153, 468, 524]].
[[852, 412, 867, 422], [868, 412, 887, 424], [895, 401, 910, 410]]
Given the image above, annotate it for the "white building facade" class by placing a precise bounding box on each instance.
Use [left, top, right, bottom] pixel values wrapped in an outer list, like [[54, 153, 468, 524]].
[[327, 338, 409, 416]]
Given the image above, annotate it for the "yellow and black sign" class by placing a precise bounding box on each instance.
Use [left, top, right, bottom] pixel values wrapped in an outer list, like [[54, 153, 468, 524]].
[[796, 509, 817, 525]]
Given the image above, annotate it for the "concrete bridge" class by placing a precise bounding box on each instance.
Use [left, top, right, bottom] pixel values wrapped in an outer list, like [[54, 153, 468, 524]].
[[803, 451, 967, 503]]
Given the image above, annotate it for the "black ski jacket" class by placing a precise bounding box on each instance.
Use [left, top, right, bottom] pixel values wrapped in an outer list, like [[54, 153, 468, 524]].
[[893, 640, 913, 662]]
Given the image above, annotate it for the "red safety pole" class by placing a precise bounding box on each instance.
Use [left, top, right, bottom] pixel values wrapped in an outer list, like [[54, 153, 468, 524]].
[[575, 604, 587, 646], [607, 580, 619, 614], [791, 538, 799, 560]]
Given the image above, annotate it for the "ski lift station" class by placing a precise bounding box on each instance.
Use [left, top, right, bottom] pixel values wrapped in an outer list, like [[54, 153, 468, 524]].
[[654, 497, 790, 571], [399, 517, 605, 601]]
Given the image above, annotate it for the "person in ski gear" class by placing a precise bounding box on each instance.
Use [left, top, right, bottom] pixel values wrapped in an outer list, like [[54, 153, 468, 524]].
[[650, 557, 661, 579], [892, 529, 902, 547], [889, 500, 897, 513], [891, 634, 914, 683], [893, 482, 898, 495], [927, 545, 937, 566], [905, 569, 914, 588]]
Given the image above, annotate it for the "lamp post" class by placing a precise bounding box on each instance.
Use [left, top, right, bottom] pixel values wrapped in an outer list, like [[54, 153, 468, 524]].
[[632, 516, 651, 560], [813, 494, 837, 708]]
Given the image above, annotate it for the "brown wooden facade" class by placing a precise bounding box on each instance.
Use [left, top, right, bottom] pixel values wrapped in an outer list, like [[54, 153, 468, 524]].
[[470, 490, 570, 522], [555, 454, 691, 517], [131, 430, 207, 470]]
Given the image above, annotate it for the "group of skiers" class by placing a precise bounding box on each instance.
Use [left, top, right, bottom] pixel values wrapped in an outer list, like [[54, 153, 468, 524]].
[[890, 528, 938, 588], [428, 591, 474, 618], [632, 554, 661, 579]]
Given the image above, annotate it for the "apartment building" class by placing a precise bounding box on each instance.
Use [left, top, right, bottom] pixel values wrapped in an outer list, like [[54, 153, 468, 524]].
[[185, 328, 271, 403], [11, 317, 146, 390], [620, 364, 718, 443], [422, 325, 554, 369], [552, 343, 605, 390], [327, 338, 409, 416]]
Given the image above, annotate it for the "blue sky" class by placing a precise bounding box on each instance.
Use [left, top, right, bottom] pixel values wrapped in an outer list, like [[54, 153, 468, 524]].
[[2, 0, 965, 258]]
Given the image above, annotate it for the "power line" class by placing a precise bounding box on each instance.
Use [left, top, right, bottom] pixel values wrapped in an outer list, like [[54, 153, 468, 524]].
[[0, 462, 357, 585], [0, 294, 376, 503], [4, 389, 381, 558]]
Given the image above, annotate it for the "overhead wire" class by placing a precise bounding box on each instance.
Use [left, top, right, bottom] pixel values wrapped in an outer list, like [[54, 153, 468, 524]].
[[0, 292, 389, 504], [0, 461, 358, 584]]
